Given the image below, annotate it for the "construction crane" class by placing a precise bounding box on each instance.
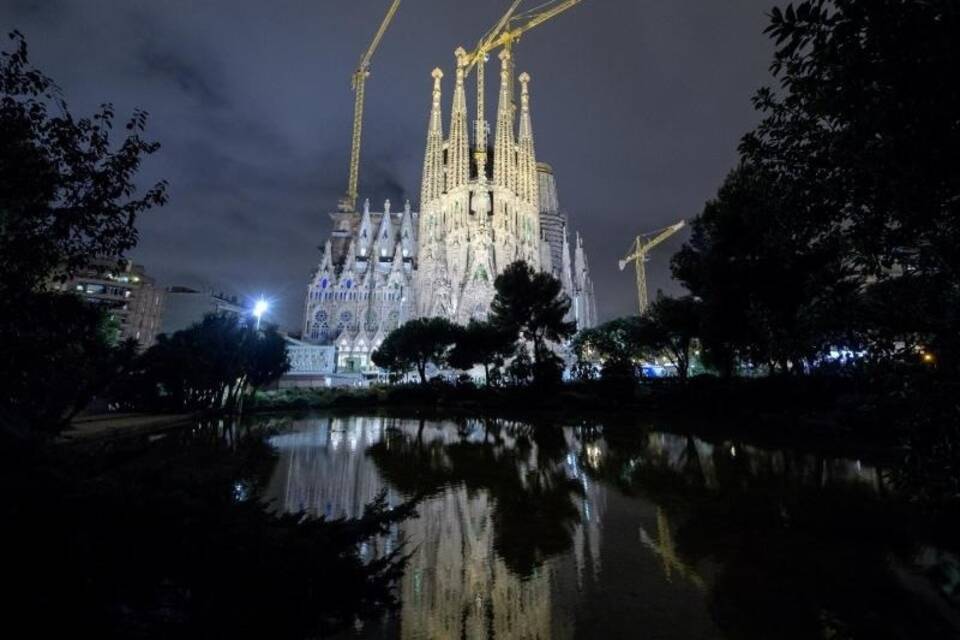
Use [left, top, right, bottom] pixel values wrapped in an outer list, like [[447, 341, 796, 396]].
[[619, 220, 686, 315], [339, 0, 402, 213], [462, 1, 583, 162]]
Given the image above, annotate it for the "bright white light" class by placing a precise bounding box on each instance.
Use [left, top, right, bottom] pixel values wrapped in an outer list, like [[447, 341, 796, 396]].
[[253, 298, 269, 318]]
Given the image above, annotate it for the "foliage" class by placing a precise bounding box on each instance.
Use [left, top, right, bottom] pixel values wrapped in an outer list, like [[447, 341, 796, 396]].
[[117, 314, 290, 412], [888, 383, 960, 513], [672, 164, 856, 373], [489, 261, 576, 386], [0, 291, 138, 436], [673, 0, 960, 374], [757, 0, 960, 281], [505, 349, 534, 386], [0, 31, 167, 299], [0, 31, 166, 438], [371, 317, 459, 384], [573, 315, 649, 383], [573, 296, 702, 381], [3, 420, 415, 637], [447, 319, 516, 385], [644, 295, 703, 381]]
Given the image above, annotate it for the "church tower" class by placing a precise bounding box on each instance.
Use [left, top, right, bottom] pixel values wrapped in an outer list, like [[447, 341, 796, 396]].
[[416, 47, 545, 324]]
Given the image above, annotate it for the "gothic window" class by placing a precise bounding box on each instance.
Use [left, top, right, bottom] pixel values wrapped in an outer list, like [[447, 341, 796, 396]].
[[321, 278, 328, 289], [365, 311, 379, 332], [315, 310, 329, 324], [344, 279, 353, 289], [340, 311, 353, 324]]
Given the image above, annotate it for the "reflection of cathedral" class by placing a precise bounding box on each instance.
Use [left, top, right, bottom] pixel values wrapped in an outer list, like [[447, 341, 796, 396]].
[[302, 47, 597, 368], [263, 416, 889, 639], [265, 416, 604, 639]]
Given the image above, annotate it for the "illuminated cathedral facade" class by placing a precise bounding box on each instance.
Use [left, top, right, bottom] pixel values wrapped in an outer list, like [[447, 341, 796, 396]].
[[303, 47, 596, 370]]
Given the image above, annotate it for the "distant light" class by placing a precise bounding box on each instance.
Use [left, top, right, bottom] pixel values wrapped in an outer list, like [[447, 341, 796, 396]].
[[922, 352, 936, 364], [253, 297, 270, 329]]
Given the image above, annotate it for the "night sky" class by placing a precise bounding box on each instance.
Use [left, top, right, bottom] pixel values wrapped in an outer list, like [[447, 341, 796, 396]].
[[3, 0, 774, 331]]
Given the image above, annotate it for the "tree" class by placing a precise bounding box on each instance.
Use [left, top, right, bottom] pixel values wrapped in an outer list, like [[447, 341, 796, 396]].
[[755, 1, 959, 282], [0, 31, 167, 299], [119, 315, 289, 412], [371, 317, 459, 384], [447, 320, 516, 385], [245, 328, 291, 394], [489, 261, 576, 386], [572, 316, 650, 383], [738, 1, 959, 372], [0, 292, 138, 436], [672, 163, 856, 374], [644, 295, 703, 382], [674, 1, 960, 376], [0, 32, 166, 436]]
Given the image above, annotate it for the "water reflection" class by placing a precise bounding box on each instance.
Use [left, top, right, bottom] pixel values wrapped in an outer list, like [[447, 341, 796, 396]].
[[262, 415, 958, 640], [266, 416, 603, 639]]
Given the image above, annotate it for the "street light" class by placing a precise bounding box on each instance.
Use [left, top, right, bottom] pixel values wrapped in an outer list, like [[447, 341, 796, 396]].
[[253, 298, 269, 330]]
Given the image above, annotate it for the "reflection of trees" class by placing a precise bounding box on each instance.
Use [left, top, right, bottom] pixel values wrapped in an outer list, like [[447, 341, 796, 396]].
[[581, 428, 956, 640], [367, 419, 583, 577]]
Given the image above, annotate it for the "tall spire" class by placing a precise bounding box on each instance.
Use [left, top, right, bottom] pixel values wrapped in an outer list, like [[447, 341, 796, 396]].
[[474, 56, 488, 176], [420, 68, 445, 206], [493, 48, 516, 189], [517, 72, 539, 205], [448, 47, 470, 190]]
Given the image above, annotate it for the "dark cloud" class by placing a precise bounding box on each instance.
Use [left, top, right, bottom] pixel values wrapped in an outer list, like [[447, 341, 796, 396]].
[[1, 0, 774, 330], [137, 43, 227, 108]]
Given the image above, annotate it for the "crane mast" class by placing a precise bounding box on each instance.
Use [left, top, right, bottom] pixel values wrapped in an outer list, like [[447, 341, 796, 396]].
[[339, 0, 402, 213], [619, 220, 686, 315]]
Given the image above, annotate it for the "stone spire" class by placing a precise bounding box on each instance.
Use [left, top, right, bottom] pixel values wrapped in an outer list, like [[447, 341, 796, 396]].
[[448, 48, 470, 190], [517, 72, 538, 206], [493, 48, 516, 189], [420, 68, 445, 207]]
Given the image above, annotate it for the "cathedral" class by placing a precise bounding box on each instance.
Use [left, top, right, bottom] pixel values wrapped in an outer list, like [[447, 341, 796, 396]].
[[303, 46, 596, 371]]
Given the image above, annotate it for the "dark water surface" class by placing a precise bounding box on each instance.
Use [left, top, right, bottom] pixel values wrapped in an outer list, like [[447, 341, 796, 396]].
[[254, 413, 960, 640]]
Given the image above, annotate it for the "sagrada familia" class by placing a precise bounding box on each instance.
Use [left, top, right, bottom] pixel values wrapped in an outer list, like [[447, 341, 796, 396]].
[[303, 47, 597, 370]]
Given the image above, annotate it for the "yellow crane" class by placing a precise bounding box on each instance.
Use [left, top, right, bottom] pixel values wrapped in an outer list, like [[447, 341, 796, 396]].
[[339, 0, 402, 213], [619, 220, 686, 315], [465, 0, 582, 66], [462, 1, 583, 162]]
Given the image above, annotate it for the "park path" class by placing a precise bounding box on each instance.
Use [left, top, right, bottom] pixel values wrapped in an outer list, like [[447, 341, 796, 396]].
[[60, 413, 196, 444]]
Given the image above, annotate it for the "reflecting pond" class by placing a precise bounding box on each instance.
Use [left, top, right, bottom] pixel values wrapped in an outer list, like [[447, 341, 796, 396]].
[[256, 413, 960, 640]]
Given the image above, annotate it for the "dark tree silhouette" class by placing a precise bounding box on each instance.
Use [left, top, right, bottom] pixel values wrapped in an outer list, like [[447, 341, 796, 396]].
[[371, 317, 459, 384], [447, 320, 516, 385], [0, 32, 166, 436], [672, 164, 856, 374], [489, 261, 576, 386], [119, 315, 290, 412], [0, 31, 167, 298], [573, 316, 650, 383], [673, 0, 960, 374], [644, 295, 703, 381]]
